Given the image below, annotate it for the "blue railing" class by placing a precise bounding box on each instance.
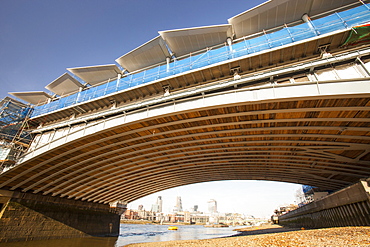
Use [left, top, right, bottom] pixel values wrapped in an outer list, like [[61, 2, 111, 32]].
[[31, 4, 370, 118]]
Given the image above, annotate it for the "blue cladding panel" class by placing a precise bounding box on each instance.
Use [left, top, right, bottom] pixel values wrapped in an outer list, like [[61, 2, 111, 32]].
[[289, 23, 316, 42], [143, 67, 160, 83], [130, 72, 144, 86], [117, 78, 130, 91], [268, 28, 293, 47], [189, 53, 204, 70], [158, 64, 171, 78], [342, 6, 370, 26], [232, 41, 246, 50], [93, 84, 107, 98], [84, 87, 96, 101], [76, 91, 87, 103], [248, 35, 270, 52], [64, 94, 78, 107], [209, 46, 230, 63], [312, 14, 346, 34], [172, 57, 191, 74], [105, 80, 117, 95]]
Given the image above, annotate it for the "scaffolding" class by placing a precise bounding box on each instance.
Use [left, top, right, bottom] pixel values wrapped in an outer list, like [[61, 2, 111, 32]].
[[0, 97, 33, 173]]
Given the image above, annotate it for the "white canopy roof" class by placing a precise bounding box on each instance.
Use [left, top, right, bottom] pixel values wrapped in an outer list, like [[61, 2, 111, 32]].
[[228, 0, 358, 39], [45, 73, 83, 96], [115, 36, 170, 72], [68, 64, 121, 86], [9, 91, 52, 105], [114, 0, 357, 73], [159, 24, 233, 57]]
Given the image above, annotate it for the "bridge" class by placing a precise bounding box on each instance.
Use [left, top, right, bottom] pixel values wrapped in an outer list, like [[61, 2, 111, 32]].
[[0, 0, 370, 241]]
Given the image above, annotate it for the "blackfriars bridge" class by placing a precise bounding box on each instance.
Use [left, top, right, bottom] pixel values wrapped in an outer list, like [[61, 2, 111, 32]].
[[1, 78, 370, 203], [0, 0, 370, 241]]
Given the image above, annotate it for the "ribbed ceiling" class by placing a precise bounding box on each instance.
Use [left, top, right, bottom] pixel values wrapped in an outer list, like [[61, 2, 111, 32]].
[[0, 95, 369, 203]]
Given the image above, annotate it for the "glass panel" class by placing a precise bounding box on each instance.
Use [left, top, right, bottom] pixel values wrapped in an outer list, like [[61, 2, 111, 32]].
[[339, 5, 370, 27], [312, 14, 344, 34], [248, 35, 270, 53], [289, 23, 316, 42], [105, 80, 117, 95], [268, 28, 293, 47], [64, 93, 78, 107]]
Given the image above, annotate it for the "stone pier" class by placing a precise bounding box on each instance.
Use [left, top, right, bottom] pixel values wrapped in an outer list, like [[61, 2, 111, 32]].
[[0, 190, 122, 242], [278, 179, 370, 228]]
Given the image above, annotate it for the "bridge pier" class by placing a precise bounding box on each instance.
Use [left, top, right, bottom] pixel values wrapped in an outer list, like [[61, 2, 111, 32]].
[[0, 190, 122, 242], [278, 179, 370, 228]]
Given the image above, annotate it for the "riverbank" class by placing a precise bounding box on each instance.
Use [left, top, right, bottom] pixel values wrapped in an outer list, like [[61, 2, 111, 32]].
[[120, 219, 198, 225], [125, 225, 370, 246]]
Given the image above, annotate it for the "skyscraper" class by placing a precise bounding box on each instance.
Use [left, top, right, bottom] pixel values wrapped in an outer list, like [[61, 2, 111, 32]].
[[174, 196, 183, 212], [150, 196, 163, 213], [208, 199, 217, 213], [157, 196, 163, 213]]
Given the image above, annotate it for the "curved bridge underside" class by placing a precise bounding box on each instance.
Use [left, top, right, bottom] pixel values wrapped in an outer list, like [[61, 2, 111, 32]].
[[0, 87, 370, 204]]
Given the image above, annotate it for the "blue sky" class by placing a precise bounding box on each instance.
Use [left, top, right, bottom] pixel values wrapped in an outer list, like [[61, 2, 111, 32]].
[[0, 0, 265, 99], [0, 0, 303, 218]]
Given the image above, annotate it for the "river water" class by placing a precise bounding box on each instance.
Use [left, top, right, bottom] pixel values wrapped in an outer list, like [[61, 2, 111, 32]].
[[0, 224, 240, 247]]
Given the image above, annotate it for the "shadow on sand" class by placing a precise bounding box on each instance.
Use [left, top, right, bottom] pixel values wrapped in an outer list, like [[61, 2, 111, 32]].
[[231, 225, 302, 237]]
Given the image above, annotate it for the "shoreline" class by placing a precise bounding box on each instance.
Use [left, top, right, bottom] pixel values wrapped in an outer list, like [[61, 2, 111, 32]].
[[120, 220, 204, 225], [232, 223, 301, 237], [124, 225, 370, 246]]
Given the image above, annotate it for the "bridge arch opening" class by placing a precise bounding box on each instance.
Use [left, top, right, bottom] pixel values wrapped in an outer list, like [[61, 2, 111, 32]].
[[126, 180, 304, 219], [0, 92, 368, 206]]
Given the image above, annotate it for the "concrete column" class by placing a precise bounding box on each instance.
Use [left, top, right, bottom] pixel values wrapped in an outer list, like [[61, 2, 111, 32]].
[[226, 37, 233, 52], [166, 57, 171, 72]]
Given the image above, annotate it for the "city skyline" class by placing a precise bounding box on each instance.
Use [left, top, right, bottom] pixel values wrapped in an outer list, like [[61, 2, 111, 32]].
[[128, 180, 302, 218]]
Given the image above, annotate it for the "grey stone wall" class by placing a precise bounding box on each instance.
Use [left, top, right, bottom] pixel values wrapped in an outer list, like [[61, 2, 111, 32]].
[[278, 179, 370, 228], [0, 190, 120, 242]]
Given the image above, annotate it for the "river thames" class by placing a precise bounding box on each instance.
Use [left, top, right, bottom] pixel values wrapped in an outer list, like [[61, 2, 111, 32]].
[[0, 224, 239, 247]]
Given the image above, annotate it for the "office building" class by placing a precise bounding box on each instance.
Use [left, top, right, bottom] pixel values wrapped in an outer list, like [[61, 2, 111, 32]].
[[208, 199, 217, 214]]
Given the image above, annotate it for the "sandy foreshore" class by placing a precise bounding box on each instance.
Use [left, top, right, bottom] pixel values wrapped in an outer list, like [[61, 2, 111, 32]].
[[124, 225, 370, 246]]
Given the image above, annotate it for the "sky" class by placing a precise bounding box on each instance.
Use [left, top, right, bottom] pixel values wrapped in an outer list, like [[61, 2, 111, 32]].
[[128, 180, 302, 219], [0, 0, 266, 100], [0, 0, 304, 218]]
